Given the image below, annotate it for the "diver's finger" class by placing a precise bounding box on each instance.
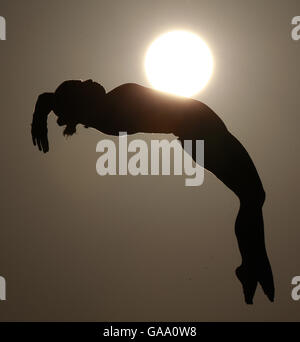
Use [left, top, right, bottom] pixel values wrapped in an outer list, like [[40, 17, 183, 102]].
[[31, 125, 36, 146], [32, 133, 36, 146], [36, 137, 42, 151], [42, 135, 49, 153]]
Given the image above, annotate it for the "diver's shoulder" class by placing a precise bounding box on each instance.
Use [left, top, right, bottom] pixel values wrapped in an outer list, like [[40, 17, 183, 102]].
[[108, 83, 145, 94]]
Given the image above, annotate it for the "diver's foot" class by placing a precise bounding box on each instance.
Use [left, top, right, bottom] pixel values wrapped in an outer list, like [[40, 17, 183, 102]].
[[257, 258, 275, 302], [235, 265, 257, 304], [235, 259, 274, 304]]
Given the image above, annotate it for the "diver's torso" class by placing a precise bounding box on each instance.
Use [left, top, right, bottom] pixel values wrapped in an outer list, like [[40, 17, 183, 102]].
[[104, 83, 227, 138]]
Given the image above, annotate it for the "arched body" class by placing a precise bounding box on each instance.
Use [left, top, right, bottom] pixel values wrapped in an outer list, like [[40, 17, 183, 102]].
[[31, 80, 274, 304]]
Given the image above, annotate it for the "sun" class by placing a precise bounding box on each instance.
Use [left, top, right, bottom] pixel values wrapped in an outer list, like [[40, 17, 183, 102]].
[[145, 30, 213, 97]]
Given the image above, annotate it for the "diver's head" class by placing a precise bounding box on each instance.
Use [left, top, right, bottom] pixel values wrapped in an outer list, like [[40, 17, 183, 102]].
[[53, 79, 106, 136]]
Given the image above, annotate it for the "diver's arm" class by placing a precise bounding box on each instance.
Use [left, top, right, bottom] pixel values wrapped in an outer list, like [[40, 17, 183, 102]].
[[31, 92, 54, 153]]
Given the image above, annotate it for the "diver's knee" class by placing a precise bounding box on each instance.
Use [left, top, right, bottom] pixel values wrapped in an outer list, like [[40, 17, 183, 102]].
[[259, 188, 266, 205], [239, 187, 265, 207]]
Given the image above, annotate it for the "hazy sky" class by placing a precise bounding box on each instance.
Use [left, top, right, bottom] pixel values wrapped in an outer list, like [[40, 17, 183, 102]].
[[0, 0, 300, 321]]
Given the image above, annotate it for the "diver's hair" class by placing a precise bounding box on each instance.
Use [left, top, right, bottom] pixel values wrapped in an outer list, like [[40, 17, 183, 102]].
[[62, 123, 76, 136]]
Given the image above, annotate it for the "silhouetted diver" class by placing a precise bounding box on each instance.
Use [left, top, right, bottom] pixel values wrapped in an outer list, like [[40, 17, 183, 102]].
[[31, 80, 275, 304]]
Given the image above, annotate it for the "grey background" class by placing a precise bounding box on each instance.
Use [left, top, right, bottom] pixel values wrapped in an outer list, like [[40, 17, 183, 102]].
[[0, 0, 299, 321]]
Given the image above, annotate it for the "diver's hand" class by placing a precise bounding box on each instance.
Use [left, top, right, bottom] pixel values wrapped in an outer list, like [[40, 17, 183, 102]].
[[31, 113, 49, 153], [235, 256, 274, 304]]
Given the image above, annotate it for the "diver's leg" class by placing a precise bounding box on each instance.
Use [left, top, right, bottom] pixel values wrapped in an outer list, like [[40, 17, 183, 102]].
[[234, 193, 274, 304], [182, 131, 274, 303]]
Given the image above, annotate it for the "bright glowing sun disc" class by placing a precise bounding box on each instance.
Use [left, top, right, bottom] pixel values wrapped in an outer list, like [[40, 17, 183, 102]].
[[145, 30, 213, 97]]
